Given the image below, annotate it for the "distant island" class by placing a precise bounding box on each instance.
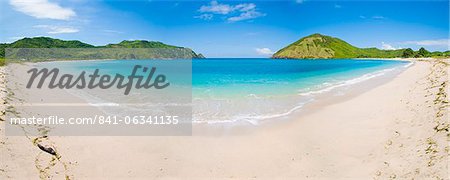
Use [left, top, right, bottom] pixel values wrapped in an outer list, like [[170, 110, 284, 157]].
[[0, 37, 205, 65], [272, 33, 449, 59]]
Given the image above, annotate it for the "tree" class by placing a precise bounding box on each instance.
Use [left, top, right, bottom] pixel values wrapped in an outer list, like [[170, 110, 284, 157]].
[[402, 48, 414, 58], [417, 47, 430, 57]]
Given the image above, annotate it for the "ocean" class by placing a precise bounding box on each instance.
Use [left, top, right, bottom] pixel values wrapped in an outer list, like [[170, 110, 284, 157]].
[[42, 58, 411, 125], [191, 58, 410, 124]]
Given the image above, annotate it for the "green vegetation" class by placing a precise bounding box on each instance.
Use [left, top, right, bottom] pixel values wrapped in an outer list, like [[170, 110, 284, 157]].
[[402, 48, 415, 58], [0, 37, 204, 65], [273, 33, 449, 59], [417, 47, 430, 57], [100, 40, 202, 58], [197, 53, 205, 58], [8, 37, 94, 48], [401, 47, 447, 58], [0, 43, 8, 60], [102, 40, 178, 48]]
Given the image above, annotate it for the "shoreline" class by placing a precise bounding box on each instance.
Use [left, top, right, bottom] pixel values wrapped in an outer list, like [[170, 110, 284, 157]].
[[193, 61, 411, 129], [9, 58, 411, 127], [1, 58, 448, 179]]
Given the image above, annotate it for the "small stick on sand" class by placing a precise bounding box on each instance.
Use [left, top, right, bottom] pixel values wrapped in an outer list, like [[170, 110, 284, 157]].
[[36, 144, 57, 156]]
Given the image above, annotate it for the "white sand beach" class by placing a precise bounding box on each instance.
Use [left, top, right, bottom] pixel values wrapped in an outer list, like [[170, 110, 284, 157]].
[[1, 59, 449, 179]]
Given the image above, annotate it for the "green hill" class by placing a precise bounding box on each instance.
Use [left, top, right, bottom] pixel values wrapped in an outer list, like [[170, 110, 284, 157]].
[[102, 40, 178, 48], [101, 40, 202, 58], [0, 37, 93, 58], [8, 37, 94, 48], [0, 37, 204, 62], [272, 33, 440, 59]]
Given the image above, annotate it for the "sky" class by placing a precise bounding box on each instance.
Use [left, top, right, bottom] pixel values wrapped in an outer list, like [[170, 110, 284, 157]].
[[0, 0, 449, 58]]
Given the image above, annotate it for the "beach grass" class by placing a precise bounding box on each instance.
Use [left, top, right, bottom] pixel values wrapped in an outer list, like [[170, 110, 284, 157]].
[[0, 58, 4, 66]]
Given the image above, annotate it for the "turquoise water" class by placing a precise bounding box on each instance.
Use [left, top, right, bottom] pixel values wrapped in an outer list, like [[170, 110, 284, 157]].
[[47, 58, 410, 124], [192, 59, 409, 98], [191, 58, 410, 124]]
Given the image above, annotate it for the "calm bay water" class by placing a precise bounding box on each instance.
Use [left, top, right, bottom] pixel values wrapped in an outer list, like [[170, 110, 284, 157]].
[[193, 58, 409, 97], [191, 58, 410, 124], [50, 58, 411, 124]]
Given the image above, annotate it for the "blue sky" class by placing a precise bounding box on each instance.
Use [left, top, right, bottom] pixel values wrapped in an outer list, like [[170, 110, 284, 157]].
[[1, 0, 448, 57]]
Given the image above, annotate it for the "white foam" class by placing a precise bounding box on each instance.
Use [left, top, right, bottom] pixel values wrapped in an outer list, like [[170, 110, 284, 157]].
[[403, 62, 414, 68], [247, 93, 262, 99], [298, 67, 398, 96], [192, 98, 314, 125]]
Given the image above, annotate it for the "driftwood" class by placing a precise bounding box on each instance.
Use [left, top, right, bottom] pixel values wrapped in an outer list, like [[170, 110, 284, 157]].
[[37, 144, 57, 156]]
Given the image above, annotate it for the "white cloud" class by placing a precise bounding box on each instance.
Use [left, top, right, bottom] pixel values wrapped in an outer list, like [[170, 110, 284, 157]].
[[34, 25, 79, 34], [197, 1, 264, 22], [10, 0, 76, 20], [255, 48, 275, 56], [381, 42, 400, 50], [381, 39, 449, 50], [234, 3, 256, 12], [194, 14, 214, 20], [228, 10, 265, 22], [295, 0, 304, 4], [400, 39, 449, 47], [359, 15, 366, 19], [334, 4, 342, 8], [199, 1, 234, 15]]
